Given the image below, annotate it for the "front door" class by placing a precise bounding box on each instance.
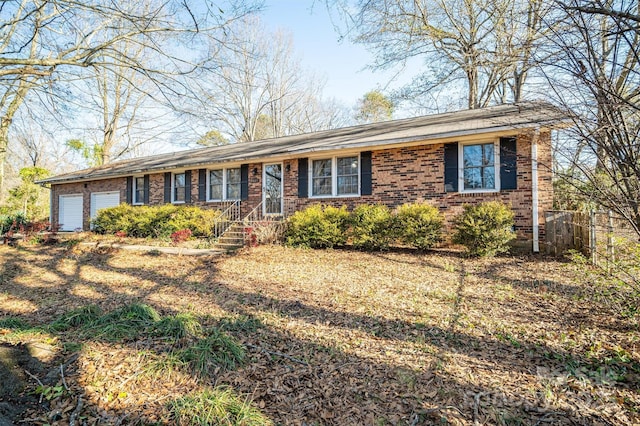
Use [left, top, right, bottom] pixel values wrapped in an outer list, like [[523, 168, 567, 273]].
[[263, 163, 283, 215]]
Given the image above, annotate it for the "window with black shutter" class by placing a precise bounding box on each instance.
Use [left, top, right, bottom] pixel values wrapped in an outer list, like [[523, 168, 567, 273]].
[[500, 137, 517, 190], [298, 158, 308, 198], [444, 142, 458, 192], [163, 172, 171, 203], [198, 169, 206, 201], [360, 151, 372, 195]]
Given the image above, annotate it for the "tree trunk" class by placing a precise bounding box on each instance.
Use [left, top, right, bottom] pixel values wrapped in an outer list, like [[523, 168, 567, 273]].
[[0, 79, 38, 201], [467, 67, 478, 109], [0, 121, 7, 204]]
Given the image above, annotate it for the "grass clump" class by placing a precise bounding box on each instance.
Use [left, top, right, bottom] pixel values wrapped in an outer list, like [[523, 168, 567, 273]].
[[48, 303, 208, 348], [452, 201, 516, 257], [176, 329, 246, 375], [80, 303, 161, 341], [0, 317, 48, 342], [154, 312, 202, 341], [169, 386, 272, 426], [144, 327, 244, 378], [49, 305, 102, 332], [0, 317, 30, 330], [284, 205, 349, 249]]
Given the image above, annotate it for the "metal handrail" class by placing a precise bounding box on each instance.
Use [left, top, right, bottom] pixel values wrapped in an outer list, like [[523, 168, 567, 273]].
[[213, 200, 241, 237], [243, 200, 266, 224]]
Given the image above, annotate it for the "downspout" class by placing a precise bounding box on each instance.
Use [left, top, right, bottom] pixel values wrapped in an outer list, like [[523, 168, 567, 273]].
[[49, 185, 53, 229], [531, 130, 540, 253]]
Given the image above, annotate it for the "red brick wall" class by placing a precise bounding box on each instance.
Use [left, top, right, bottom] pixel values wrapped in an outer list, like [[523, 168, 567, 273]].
[[50, 131, 553, 247], [286, 131, 553, 247], [51, 177, 127, 230]]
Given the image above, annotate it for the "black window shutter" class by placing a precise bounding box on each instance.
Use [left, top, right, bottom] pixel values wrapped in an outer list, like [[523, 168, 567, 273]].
[[125, 176, 133, 204], [164, 172, 171, 203], [198, 169, 206, 201], [360, 151, 372, 195], [298, 158, 308, 198], [500, 137, 517, 190], [143, 174, 150, 204], [240, 164, 249, 201], [185, 170, 192, 203], [444, 142, 459, 192]]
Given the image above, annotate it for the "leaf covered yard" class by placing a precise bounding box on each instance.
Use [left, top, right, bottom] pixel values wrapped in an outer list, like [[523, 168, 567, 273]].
[[0, 242, 638, 425]]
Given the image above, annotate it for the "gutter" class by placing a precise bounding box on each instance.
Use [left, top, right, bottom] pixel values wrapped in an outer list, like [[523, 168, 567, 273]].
[[38, 126, 555, 186]]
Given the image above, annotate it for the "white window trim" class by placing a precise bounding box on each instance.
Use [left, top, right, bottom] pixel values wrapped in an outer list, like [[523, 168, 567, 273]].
[[309, 154, 361, 198], [206, 167, 241, 201], [458, 139, 501, 193], [172, 172, 186, 204], [132, 175, 144, 205]]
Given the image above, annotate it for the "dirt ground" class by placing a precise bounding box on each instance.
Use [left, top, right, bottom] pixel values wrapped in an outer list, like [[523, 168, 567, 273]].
[[0, 240, 638, 425]]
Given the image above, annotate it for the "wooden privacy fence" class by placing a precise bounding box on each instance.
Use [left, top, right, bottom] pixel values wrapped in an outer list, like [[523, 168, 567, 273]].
[[545, 210, 639, 266]]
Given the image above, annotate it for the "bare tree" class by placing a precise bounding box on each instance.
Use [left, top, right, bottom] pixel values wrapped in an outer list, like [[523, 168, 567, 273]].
[[326, 0, 552, 110], [543, 0, 640, 235], [65, 40, 184, 167], [190, 16, 348, 143], [0, 0, 259, 199]]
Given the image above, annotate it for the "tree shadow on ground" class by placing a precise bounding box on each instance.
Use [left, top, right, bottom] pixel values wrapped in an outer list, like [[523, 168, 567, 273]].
[[0, 243, 637, 424]]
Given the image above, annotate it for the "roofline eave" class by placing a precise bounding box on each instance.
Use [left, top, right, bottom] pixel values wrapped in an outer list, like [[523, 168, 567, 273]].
[[38, 123, 560, 186]]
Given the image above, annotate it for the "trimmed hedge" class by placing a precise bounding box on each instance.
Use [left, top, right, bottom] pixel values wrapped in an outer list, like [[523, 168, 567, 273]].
[[92, 204, 221, 238], [285, 202, 444, 251], [394, 202, 443, 250], [350, 204, 394, 250], [284, 205, 350, 249], [452, 201, 516, 257]]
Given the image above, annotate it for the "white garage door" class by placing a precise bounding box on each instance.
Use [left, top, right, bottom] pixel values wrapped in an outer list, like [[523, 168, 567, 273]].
[[90, 191, 121, 221], [59, 194, 83, 231]]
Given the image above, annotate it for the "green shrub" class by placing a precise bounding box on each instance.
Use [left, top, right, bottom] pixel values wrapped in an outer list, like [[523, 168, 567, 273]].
[[162, 206, 220, 237], [136, 204, 175, 237], [395, 202, 444, 250], [349, 204, 395, 251], [284, 205, 349, 248], [92, 204, 221, 238], [0, 213, 28, 234], [91, 204, 139, 235], [452, 201, 516, 257]]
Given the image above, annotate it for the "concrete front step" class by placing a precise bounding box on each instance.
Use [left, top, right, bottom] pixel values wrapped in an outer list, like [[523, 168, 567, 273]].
[[214, 242, 244, 251], [213, 218, 285, 251], [213, 223, 246, 250]]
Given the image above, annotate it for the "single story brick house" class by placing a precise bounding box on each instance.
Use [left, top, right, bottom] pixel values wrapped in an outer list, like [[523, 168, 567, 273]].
[[40, 102, 569, 251]]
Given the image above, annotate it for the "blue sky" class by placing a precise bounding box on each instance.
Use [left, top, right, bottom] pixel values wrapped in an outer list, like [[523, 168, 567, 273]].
[[259, 1, 412, 108]]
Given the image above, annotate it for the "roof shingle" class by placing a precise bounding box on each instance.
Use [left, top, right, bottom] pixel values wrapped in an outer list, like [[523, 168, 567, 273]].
[[40, 102, 569, 185]]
